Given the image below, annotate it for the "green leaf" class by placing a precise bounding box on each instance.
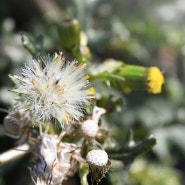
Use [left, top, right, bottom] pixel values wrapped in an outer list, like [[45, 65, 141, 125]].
[[106, 132, 156, 169]]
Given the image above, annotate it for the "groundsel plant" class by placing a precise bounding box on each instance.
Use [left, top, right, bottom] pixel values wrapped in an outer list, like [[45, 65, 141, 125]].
[[3, 52, 111, 185], [9, 52, 94, 126], [1, 49, 161, 185]]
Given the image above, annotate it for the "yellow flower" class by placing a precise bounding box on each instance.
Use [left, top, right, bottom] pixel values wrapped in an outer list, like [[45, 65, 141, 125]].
[[147, 67, 165, 94], [116, 64, 165, 94], [89, 59, 165, 94]]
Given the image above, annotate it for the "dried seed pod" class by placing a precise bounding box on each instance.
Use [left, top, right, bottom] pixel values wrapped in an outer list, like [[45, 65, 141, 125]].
[[30, 134, 59, 185], [3, 112, 21, 139], [30, 134, 81, 185], [86, 149, 111, 184], [3, 108, 32, 142], [80, 120, 99, 139], [57, 142, 81, 177]]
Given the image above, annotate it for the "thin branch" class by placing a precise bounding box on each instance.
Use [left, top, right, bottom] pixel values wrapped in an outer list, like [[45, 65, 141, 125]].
[[0, 144, 30, 166]]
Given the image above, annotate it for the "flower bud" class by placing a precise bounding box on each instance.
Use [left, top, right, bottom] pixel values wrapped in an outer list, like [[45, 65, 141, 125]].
[[118, 65, 164, 94], [57, 19, 81, 51], [91, 59, 165, 94], [80, 120, 99, 139], [86, 149, 111, 184], [118, 64, 146, 92]]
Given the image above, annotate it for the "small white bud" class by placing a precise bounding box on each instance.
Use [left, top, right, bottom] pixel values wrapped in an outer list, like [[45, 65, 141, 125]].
[[80, 120, 99, 139], [86, 149, 111, 184], [86, 149, 108, 166]]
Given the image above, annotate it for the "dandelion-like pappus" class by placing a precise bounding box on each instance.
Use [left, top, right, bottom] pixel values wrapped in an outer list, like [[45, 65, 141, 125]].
[[10, 52, 94, 126]]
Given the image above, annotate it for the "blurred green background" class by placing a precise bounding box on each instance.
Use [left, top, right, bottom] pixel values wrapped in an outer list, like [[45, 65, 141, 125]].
[[0, 0, 185, 185]]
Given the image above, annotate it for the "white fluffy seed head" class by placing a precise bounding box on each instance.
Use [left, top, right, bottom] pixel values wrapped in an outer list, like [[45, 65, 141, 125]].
[[10, 53, 94, 126], [86, 149, 108, 167], [80, 120, 99, 138]]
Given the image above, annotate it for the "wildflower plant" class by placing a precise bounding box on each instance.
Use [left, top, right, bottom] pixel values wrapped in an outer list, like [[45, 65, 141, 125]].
[[0, 18, 165, 185]]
